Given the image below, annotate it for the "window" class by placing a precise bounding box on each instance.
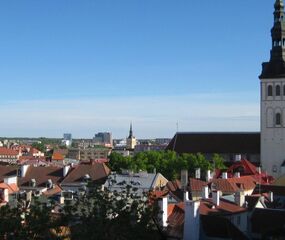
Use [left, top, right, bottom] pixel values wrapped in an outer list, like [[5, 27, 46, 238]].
[[276, 85, 281, 96], [283, 85, 285, 95], [276, 113, 282, 125], [268, 85, 273, 96]]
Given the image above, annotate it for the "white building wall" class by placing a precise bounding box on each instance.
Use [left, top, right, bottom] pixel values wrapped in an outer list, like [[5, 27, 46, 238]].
[[261, 78, 285, 178]]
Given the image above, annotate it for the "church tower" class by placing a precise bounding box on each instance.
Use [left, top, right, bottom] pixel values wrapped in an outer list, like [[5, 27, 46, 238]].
[[260, 0, 285, 177], [126, 123, 137, 150]]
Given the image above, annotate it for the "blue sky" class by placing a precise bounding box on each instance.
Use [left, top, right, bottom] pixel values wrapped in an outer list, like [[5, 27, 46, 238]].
[[0, 1, 273, 138]]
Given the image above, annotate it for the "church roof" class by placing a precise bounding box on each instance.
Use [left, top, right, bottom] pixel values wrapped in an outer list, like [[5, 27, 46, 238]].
[[166, 132, 260, 155]]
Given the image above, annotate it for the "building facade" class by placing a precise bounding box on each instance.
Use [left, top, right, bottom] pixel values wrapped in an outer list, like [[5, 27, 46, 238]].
[[260, 0, 285, 178]]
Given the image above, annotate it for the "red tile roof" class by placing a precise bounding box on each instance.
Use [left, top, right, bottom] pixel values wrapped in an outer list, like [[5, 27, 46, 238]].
[[0, 147, 19, 156], [43, 184, 62, 197], [0, 166, 18, 182], [199, 199, 247, 215], [61, 162, 110, 185], [211, 176, 256, 193], [189, 178, 208, 192], [0, 183, 19, 194], [163, 198, 247, 239], [19, 166, 64, 188], [218, 159, 274, 184]]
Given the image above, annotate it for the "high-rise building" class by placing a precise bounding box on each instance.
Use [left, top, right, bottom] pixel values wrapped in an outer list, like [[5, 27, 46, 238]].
[[260, 0, 285, 178], [63, 133, 72, 141], [62, 133, 72, 147], [93, 132, 112, 147]]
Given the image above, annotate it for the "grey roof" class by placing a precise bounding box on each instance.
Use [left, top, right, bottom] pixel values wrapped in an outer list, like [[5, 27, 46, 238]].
[[105, 172, 159, 191]]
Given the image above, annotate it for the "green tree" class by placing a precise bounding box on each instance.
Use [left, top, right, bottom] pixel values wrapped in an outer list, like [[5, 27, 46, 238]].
[[32, 142, 46, 153], [212, 153, 226, 170], [65, 184, 160, 240]]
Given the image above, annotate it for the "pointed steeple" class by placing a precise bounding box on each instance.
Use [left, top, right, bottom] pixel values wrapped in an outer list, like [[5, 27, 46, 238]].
[[128, 122, 133, 138], [260, 0, 285, 78], [271, 0, 285, 61]]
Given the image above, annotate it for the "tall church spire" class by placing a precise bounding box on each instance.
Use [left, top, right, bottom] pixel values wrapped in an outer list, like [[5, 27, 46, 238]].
[[260, 0, 285, 78], [128, 122, 133, 138]]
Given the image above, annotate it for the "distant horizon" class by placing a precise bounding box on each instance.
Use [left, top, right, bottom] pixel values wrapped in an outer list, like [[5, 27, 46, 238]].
[[0, 1, 272, 137]]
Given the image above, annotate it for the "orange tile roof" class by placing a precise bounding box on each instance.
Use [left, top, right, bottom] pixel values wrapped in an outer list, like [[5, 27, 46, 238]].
[[211, 176, 256, 193], [52, 152, 64, 161], [0, 183, 19, 194], [0, 147, 19, 156]]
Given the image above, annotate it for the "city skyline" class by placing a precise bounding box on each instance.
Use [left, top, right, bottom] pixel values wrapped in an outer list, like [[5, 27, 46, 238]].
[[0, 1, 271, 138]]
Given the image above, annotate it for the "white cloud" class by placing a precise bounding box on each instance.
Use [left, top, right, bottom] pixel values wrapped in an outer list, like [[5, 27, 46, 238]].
[[0, 92, 260, 138]]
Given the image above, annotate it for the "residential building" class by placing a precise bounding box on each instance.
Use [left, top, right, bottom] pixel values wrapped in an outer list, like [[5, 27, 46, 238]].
[[60, 161, 110, 194], [18, 165, 67, 194], [67, 147, 111, 161], [105, 171, 168, 196], [0, 147, 20, 164]]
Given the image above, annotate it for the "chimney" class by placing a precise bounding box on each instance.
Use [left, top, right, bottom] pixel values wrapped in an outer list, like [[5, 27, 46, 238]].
[[181, 170, 188, 190], [184, 191, 190, 202], [158, 197, 168, 227], [195, 168, 201, 179], [20, 165, 29, 178], [63, 165, 71, 177], [235, 191, 245, 207], [202, 186, 209, 199], [183, 200, 200, 240], [2, 189, 9, 202], [59, 196, 65, 204], [269, 191, 274, 202], [26, 191, 32, 202], [235, 154, 242, 162], [235, 172, 240, 178], [212, 191, 220, 206], [222, 172, 228, 179], [257, 167, 262, 174], [206, 170, 212, 182]]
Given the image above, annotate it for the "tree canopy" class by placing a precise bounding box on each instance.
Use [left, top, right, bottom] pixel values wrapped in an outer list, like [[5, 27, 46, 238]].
[[108, 151, 226, 180]]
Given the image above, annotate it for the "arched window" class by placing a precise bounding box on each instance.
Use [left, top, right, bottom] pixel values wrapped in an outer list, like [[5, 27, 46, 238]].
[[268, 85, 273, 96], [276, 113, 282, 125], [276, 85, 281, 96]]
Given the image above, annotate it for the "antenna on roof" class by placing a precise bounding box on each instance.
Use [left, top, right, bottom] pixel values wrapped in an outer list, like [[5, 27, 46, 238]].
[[176, 121, 179, 132]]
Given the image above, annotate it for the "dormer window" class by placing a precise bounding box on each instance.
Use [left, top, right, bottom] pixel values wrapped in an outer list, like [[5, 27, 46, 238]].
[[84, 174, 90, 182], [31, 179, 36, 187], [268, 85, 273, 96]]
